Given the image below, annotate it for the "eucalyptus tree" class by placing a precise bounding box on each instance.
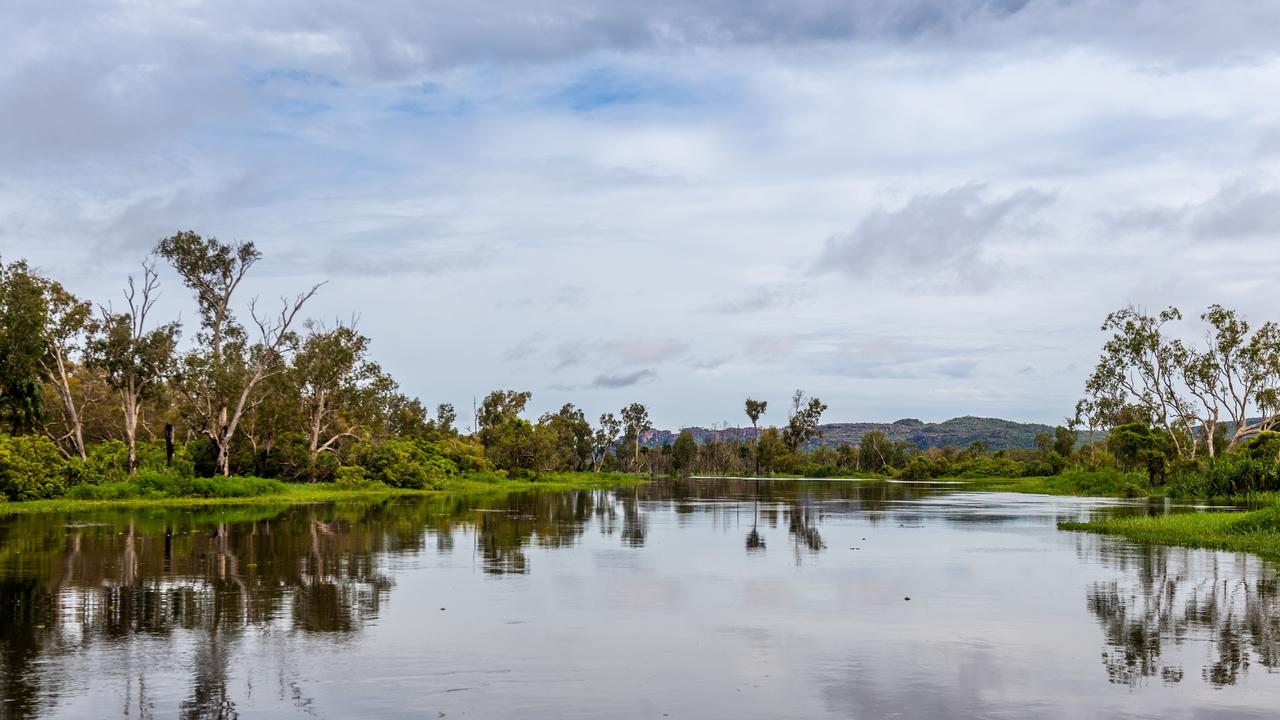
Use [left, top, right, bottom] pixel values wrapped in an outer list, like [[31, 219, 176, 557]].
[[744, 397, 767, 474], [0, 259, 48, 433], [593, 412, 621, 471], [1180, 305, 1280, 453], [477, 390, 531, 444], [157, 231, 320, 475], [87, 261, 179, 472], [620, 402, 651, 470], [538, 403, 593, 471], [1084, 306, 1197, 459], [34, 273, 98, 460], [291, 323, 397, 465], [783, 389, 827, 451], [1082, 304, 1280, 459]]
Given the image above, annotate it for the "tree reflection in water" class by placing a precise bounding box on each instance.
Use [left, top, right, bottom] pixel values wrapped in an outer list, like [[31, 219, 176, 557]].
[[0, 478, 945, 715], [1085, 542, 1280, 687]]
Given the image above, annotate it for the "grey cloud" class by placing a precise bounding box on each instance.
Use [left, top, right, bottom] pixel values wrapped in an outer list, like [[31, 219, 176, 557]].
[[1105, 180, 1280, 242], [502, 334, 543, 362], [602, 338, 688, 365], [3, 1, 1276, 119], [1190, 181, 1280, 240], [551, 337, 687, 372], [590, 369, 657, 388], [325, 243, 494, 277], [815, 183, 1053, 292], [804, 333, 993, 380], [708, 283, 805, 314]]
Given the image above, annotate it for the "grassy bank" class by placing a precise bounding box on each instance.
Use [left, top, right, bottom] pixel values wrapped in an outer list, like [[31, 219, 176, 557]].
[[958, 469, 1150, 498], [1060, 506, 1280, 559], [0, 471, 647, 515]]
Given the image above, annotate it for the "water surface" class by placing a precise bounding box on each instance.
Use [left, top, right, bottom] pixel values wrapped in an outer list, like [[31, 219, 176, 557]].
[[3, 479, 1279, 719]]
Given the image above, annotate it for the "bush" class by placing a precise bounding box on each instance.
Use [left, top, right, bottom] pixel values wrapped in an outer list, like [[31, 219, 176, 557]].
[[62, 471, 286, 500], [0, 434, 69, 501], [1242, 432, 1280, 462], [798, 463, 842, 478], [899, 456, 935, 480], [1169, 453, 1280, 497], [1056, 467, 1148, 498], [357, 438, 457, 489], [71, 439, 197, 485], [948, 455, 1026, 479], [335, 465, 384, 489]]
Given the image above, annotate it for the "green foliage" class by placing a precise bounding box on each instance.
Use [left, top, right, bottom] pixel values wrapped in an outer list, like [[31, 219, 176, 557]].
[[0, 261, 48, 433], [357, 437, 457, 489], [1241, 432, 1280, 462], [1167, 452, 1280, 497], [334, 465, 385, 489], [66, 471, 286, 500], [1061, 505, 1280, 560], [0, 434, 68, 500], [1107, 423, 1173, 484], [783, 390, 827, 451], [900, 456, 934, 480], [671, 430, 696, 475], [949, 455, 1027, 478], [76, 440, 196, 484]]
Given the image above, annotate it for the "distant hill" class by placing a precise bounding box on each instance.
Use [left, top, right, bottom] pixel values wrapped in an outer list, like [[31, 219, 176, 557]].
[[642, 416, 1057, 451]]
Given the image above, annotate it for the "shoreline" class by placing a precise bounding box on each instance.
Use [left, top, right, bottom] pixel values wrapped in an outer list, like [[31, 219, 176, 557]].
[[0, 472, 649, 516]]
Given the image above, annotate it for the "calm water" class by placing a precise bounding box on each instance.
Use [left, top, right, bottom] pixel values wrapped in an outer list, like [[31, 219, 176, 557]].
[[3, 479, 1280, 719]]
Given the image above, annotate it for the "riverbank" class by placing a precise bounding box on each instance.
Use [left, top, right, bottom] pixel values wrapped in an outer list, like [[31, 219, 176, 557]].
[[699, 469, 1151, 498], [1060, 506, 1280, 559], [0, 471, 647, 515], [958, 469, 1150, 498]]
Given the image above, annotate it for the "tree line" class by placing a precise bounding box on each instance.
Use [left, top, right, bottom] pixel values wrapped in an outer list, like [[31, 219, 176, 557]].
[[1071, 304, 1280, 494], [5, 238, 1280, 501]]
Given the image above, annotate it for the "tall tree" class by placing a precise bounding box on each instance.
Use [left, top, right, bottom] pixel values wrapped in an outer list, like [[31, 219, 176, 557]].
[[783, 389, 827, 451], [0, 259, 48, 434], [671, 429, 696, 476], [593, 412, 620, 472], [87, 261, 179, 472], [620, 402, 651, 470], [1083, 304, 1280, 459], [744, 397, 767, 475], [34, 273, 98, 460], [1085, 306, 1197, 459], [157, 232, 319, 475], [538, 403, 593, 471], [477, 390, 532, 443], [291, 323, 396, 466]]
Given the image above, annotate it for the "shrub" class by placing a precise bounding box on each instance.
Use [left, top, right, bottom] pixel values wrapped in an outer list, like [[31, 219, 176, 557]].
[[63, 472, 286, 500], [75, 440, 197, 485], [1166, 452, 1280, 497], [948, 455, 1026, 479], [797, 463, 843, 478], [0, 434, 69, 501], [335, 465, 384, 489], [357, 438, 457, 489], [899, 456, 935, 480], [1242, 432, 1280, 462]]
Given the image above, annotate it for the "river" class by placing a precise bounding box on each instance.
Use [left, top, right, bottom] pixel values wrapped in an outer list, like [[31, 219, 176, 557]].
[[2, 478, 1278, 718]]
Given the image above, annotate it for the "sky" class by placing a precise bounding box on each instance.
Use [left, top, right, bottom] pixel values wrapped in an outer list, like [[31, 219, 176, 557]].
[[3, 0, 1280, 431]]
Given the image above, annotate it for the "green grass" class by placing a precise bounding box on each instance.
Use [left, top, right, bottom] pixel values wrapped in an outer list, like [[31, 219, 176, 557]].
[[0, 471, 647, 515], [1060, 505, 1280, 559], [955, 469, 1150, 497]]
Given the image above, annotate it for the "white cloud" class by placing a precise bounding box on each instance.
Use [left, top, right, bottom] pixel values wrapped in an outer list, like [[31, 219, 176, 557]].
[[4, 1, 1280, 427]]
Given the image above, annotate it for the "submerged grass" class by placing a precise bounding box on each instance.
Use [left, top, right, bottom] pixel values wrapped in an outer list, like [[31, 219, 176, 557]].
[[0, 471, 646, 515], [1060, 505, 1280, 559]]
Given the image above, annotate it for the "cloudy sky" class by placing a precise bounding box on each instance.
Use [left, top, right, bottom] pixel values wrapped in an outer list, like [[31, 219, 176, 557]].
[[3, 0, 1280, 430]]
